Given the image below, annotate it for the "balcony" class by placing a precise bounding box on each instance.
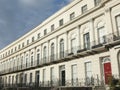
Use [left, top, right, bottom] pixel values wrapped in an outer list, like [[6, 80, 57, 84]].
[[92, 37, 107, 53], [1, 32, 120, 76], [105, 32, 120, 48]]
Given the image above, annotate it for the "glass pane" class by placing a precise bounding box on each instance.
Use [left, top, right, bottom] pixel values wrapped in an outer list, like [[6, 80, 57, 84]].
[[117, 16, 120, 26], [84, 33, 90, 49], [85, 62, 92, 78], [98, 26, 106, 43], [71, 38, 76, 53]]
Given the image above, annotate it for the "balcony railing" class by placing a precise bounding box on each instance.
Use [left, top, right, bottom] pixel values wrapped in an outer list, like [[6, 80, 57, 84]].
[[0, 31, 120, 75], [0, 77, 104, 89]]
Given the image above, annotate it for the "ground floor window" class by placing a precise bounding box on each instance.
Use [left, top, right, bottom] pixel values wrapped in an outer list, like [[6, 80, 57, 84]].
[[71, 64, 77, 86], [85, 62, 92, 85]]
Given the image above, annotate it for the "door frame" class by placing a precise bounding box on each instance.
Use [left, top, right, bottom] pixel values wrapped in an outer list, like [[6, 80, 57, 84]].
[[59, 65, 65, 86], [101, 57, 112, 84]]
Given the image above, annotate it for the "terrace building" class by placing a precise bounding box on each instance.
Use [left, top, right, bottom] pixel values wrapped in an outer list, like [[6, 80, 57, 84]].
[[0, 0, 120, 90]]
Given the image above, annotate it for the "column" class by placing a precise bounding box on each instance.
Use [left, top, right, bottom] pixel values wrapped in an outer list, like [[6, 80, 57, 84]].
[[56, 36, 58, 61], [34, 47, 36, 66], [65, 32, 68, 56], [104, 8, 113, 34], [77, 26, 80, 50], [40, 44, 43, 64], [47, 40, 49, 63], [89, 19, 95, 47]]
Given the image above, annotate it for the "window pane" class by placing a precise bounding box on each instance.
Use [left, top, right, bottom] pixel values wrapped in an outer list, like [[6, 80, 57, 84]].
[[94, 0, 101, 6], [51, 67, 54, 81], [98, 26, 106, 43], [70, 12, 75, 20], [51, 43, 55, 61], [71, 38, 76, 53], [85, 62, 92, 78], [81, 5, 87, 13], [43, 69, 46, 84], [84, 33, 90, 49], [116, 15, 120, 35], [60, 39, 64, 58], [51, 24, 55, 31], [59, 19, 63, 26]]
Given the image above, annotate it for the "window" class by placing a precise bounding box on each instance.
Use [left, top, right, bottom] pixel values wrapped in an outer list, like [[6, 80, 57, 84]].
[[71, 38, 76, 53], [24, 74, 27, 84], [50, 67, 54, 84], [8, 50, 10, 55], [97, 21, 106, 44], [21, 56, 23, 69], [30, 73, 32, 84], [71, 65, 77, 86], [16, 75, 18, 84], [116, 15, 120, 36], [51, 24, 55, 31], [31, 56, 33, 66], [84, 33, 90, 49], [44, 29, 47, 35], [85, 62, 92, 85], [26, 55, 28, 68], [12, 76, 14, 84], [18, 44, 21, 49], [9, 76, 11, 84], [22, 42, 24, 48], [51, 43, 55, 61], [37, 33, 40, 39], [81, 5, 87, 13], [60, 39, 64, 58], [32, 37, 34, 42], [37, 53, 40, 65], [15, 47, 17, 52], [43, 46, 47, 63], [98, 26, 106, 44], [35, 71, 40, 85], [70, 12, 75, 20], [94, 0, 101, 6], [11, 49, 13, 54], [43, 69, 46, 85], [59, 19, 64, 26], [27, 40, 29, 45]]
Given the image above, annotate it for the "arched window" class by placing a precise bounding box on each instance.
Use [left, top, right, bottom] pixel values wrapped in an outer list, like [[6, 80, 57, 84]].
[[21, 56, 23, 69], [51, 43, 55, 61], [43, 46, 47, 63], [31, 52, 33, 67], [60, 39, 64, 58], [84, 32, 90, 49], [37, 49, 40, 65], [97, 21, 106, 44], [71, 38, 76, 53], [26, 54, 28, 68]]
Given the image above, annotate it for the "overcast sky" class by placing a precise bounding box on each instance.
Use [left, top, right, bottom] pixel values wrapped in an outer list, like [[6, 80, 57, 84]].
[[0, 0, 72, 49]]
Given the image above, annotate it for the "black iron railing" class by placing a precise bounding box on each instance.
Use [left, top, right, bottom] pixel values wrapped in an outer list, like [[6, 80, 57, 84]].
[[0, 77, 104, 89]]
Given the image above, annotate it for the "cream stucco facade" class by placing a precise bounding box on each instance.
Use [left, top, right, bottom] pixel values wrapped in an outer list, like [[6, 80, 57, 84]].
[[0, 0, 120, 89]]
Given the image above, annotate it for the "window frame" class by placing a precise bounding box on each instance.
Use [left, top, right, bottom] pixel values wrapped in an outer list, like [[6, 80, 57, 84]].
[[70, 12, 75, 20], [59, 19, 64, 26], [81, 4, 87, 14]]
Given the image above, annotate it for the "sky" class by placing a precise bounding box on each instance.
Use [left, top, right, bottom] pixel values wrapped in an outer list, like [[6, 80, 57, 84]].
[[0, 0, 72, 50]]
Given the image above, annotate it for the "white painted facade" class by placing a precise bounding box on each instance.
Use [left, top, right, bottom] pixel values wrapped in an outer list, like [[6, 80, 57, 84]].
[[0, 0, 120, 87]]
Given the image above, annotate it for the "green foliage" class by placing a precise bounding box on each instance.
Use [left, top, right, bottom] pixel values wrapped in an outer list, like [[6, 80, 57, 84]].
[[109, 76, 120, 90]]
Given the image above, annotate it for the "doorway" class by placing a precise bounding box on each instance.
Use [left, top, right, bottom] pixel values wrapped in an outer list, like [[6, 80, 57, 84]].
[[59, 65, 65, 86], [35, 71, 40, 86], [102, 57, 112, 84]]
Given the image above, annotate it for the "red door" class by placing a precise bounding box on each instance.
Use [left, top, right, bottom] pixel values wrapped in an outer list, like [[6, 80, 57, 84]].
[[104, 62, 112, 84]]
